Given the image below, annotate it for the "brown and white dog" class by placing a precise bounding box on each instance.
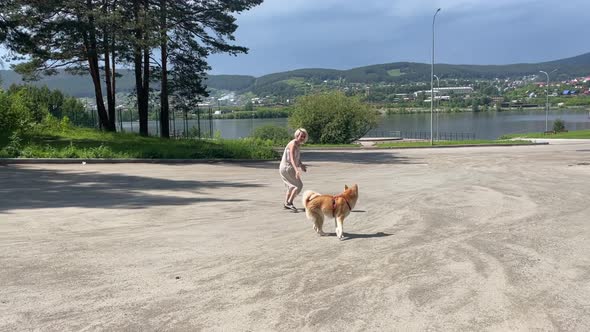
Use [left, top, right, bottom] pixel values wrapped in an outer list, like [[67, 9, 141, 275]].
[[301, 184, 359, 240]]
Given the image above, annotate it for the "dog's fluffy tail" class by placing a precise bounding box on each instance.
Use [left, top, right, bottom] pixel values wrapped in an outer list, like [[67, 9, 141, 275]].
[[302, 190, 321, 208]]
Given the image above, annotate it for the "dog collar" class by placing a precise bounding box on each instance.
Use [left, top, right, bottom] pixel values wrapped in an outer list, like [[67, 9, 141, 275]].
[[333, 195, 352, 211]]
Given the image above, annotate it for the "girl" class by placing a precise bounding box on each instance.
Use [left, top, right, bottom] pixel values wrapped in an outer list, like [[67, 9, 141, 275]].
[[279, 128, 308, 210]]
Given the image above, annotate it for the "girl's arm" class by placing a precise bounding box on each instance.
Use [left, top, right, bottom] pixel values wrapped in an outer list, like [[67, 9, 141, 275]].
[[289, 142, 302, 176]]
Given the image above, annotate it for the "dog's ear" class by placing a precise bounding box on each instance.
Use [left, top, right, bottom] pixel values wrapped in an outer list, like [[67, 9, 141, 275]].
[[344, 184, 349, 190]]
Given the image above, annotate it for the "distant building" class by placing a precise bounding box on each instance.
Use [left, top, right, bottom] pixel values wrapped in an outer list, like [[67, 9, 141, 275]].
[[413, 87, 473, 97], [491, 97, 504, 104], [214, 110, 231, 115]]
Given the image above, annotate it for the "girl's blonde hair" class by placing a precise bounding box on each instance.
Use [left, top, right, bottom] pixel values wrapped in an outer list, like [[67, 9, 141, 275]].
[[294, 128, 308, 144]]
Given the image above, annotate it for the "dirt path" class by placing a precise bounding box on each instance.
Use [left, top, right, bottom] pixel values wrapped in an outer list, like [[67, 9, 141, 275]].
[[1, 142, 590, 331]]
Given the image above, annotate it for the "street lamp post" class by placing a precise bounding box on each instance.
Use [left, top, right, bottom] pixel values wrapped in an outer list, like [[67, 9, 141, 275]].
[[431, 8, 441, 145], [434, 74, 440, 141], [539, 70, 550, 132]]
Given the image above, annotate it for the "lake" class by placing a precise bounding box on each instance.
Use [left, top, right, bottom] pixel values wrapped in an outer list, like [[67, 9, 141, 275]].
[[121, 109, 590, 140]]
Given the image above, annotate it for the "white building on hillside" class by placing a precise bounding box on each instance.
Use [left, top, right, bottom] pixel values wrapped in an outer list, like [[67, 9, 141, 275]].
[[413, 86, 473, 97]]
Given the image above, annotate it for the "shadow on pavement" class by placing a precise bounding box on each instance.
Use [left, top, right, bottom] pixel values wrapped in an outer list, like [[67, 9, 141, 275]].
[[0, 165, 264, 213], [300, 151, 420, 164], [230, 161, 280, 169], [233, 151, 421, 169], [320, 231, 392, 240]]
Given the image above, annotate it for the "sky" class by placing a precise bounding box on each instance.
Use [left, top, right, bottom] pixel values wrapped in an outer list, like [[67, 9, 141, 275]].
[[207, 0, 590, 76]]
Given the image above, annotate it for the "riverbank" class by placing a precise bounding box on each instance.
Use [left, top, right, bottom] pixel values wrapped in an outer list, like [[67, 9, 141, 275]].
[[501, 129, 590, 139], [380, 105, 590, 114]]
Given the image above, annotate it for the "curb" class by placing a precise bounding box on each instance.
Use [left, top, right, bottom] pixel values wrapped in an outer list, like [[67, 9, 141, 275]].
[[0, 143, 550, 164], [300, 142, 549, 151], [368, 142, 549, 149], [0, 158, 279, 165]]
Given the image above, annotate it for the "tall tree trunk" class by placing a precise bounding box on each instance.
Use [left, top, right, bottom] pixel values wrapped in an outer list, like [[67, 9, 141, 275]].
[[88, 52, 112, 131], [111, 0, 117, 124], [133, 0, 149, 136], [84, 0, 115, 132], [139, 45, 150, 136], [159, 0, 170, 138], [133, 53, 148, 136], [103, 30, 116, 130], [111, 31, 117, 123]]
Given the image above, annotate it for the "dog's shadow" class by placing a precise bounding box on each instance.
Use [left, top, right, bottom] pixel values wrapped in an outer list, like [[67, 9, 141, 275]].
[[323, 231, 392, 241], [298, 209, 366, 213]]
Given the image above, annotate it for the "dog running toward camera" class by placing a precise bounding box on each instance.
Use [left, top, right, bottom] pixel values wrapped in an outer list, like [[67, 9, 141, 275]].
[[301, 184, 359, 240]]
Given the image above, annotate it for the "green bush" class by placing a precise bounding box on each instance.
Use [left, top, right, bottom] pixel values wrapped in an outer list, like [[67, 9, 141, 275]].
[[0, 90, 35, 141], [0, 85, 88, 144], [288, 91, 378, 144], [553, 118, 566, 132], [250, 125, 291, 144], [0, 132, 24, 157]]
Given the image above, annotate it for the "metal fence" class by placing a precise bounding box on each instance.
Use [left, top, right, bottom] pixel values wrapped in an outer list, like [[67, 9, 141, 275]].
[[363, 130, 402, 138], [399, 131, 475, 141], [364, 130, 475, 141], [70, 106, 218, 139]]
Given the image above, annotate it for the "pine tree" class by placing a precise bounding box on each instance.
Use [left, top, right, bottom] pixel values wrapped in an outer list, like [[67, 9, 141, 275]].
[[0, 0, 126, 131], [156, 0, 263, 138]]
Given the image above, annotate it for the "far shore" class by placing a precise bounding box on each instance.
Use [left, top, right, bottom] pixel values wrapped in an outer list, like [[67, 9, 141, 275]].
[[380, 105, 590, 114], [205, 105, 590, 120]]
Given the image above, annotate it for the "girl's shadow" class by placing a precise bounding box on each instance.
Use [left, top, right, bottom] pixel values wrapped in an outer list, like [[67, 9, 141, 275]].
[[323, 231, 392, 241]]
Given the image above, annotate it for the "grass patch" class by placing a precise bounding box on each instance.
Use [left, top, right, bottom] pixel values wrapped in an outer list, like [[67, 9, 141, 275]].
[[387, 69, 403, 77], [375, 139, 534, 148], [1, 127, 279, 160], [500, 129, 590, 139]]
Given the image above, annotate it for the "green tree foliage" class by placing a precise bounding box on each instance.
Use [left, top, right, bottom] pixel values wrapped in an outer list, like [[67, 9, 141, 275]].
[[553, 119, 566, 132], [154, 0, 263, 138], [0, 0, 130, 131], [244, 101, 254, 112], [206, 75, 256, 91], [0, 0, 262, 137], [0, 85, 89, 143], [0, 89, 35, 140], [289, 92, 378, 144]]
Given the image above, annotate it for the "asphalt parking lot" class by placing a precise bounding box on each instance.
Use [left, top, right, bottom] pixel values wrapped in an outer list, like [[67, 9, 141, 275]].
[[1, 141, 590, 331]]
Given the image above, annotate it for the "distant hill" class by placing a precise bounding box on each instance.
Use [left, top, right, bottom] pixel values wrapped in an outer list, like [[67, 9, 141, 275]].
[[247, 52, 590, 96], [205, 75, 256, 91], [2, 52, 589, 97], [230, 52, 590, 98], [0, 69, 255, 97]]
